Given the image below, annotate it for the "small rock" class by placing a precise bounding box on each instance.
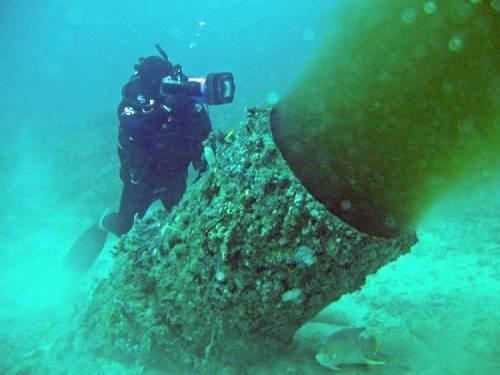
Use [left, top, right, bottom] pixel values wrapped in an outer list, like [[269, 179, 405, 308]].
[[293, 246, 316, 266], [281, 288, 302, 303]]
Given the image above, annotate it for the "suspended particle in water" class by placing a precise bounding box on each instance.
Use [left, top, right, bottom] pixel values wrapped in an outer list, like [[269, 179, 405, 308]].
[[413, 44, 428, 58], [448, 34, 464, 52], [340, 200, 352, 211], [401, 7, 418, 24], [491, 0, 500, 11], [302, 27, 316, 42], [384, 216, 397, 230], [266, 92, 280, 105], [308, 99, 326, 114], [423, 1, 438, 15], [442, 81, 454, 96]]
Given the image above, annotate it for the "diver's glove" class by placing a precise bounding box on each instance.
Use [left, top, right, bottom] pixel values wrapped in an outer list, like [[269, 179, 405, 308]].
[[192, 157, 208, 182]]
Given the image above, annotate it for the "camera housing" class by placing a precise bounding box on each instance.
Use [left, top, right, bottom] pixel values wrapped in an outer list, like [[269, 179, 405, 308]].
[[160, 71, 235, 105]]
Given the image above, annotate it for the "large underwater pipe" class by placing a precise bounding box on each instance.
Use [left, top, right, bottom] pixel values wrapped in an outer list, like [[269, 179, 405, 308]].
[[271, 0, 499, 237]]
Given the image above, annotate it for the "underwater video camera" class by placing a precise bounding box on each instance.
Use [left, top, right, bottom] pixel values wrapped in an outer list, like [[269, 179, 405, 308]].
[[156, 45, 235, 105], [160, 68, 235, 106]]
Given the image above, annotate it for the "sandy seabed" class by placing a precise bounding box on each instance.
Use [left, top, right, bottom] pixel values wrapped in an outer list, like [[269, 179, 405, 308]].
[[1, 180, 498, 374]]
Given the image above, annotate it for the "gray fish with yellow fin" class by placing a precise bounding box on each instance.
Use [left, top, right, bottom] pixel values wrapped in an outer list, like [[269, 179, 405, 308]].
[[315, 327, 385, 370]]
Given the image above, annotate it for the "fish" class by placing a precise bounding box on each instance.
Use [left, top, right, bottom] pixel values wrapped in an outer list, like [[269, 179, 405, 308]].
[[315, 327, 385, 371]]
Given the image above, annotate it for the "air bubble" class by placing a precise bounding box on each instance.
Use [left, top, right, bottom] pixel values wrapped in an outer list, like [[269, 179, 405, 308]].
[[340, 200, 352, 211], [423, 1, 437, 14], [401, 8, 418, 24], [448, 35, 464, 52]]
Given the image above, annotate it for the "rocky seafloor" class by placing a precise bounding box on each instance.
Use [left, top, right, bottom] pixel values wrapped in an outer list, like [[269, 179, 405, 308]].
[[45, 105, 416, 374]]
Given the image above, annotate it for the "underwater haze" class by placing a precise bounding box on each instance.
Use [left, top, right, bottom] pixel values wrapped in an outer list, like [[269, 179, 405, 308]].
[[1, 0, 499, 374], [0, 0, 330, 122]]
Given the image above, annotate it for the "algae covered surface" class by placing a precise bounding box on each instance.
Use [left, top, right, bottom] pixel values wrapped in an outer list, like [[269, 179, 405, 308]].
[[76, 106, 415, 372]]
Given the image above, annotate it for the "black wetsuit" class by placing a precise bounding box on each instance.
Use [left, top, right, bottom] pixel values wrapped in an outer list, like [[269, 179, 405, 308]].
[[103, 75, 212, 235]]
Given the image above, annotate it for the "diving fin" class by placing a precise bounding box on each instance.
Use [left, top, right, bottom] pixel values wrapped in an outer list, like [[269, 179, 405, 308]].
[[64, 223, 108, 273], [364, 358, 385, 366]]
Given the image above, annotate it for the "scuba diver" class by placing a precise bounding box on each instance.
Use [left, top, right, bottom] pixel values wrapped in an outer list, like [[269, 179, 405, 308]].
[[65, 44, 235, 272]]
